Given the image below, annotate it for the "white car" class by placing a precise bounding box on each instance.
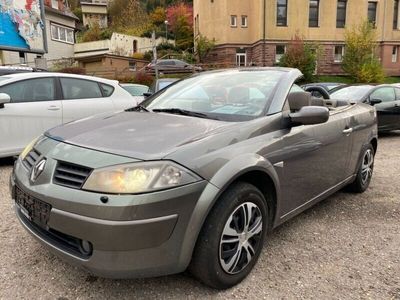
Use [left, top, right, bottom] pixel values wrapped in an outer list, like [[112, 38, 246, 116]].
[[0, 72, 137, 158]]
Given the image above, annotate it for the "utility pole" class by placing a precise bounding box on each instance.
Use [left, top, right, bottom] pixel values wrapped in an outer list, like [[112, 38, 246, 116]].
[[152, 30, 159, 81], [164, 20, 169, 41]]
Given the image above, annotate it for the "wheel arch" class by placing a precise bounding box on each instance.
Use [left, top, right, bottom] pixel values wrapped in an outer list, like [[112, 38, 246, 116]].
[[178, 154, 281, 270], [370, 137, 378, 154]]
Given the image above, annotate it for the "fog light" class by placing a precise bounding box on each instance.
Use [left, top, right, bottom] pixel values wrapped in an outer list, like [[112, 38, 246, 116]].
[[79, 240, 93, 256]]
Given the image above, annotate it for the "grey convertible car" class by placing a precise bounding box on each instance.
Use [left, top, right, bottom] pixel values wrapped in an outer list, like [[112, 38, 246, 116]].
[[10, 68, 378, 289]]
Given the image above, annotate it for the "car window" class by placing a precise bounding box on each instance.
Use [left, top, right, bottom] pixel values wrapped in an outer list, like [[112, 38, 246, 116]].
[[158, 81, 175, 91], [175, 60, 186, 66], [393, 87, 400, 100], [100, 83, 114, 97], [0, 78, 55, 103], [122, 85, 149, 96], [370, 87, 395, 102], [60, 78, 103, 100], [289, 84, 304, 93], [158, 61, 175, 66], [330, 86, 373, 101]]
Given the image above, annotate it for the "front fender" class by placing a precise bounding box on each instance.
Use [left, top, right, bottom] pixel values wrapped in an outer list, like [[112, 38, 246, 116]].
[[177, 153, 281, 269]]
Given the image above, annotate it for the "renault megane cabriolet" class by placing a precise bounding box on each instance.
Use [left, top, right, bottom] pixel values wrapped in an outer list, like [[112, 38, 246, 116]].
[[10, 68, 378, 289]]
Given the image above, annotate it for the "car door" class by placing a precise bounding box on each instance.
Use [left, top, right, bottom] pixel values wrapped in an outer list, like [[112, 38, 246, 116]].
[[369, 87, 398, 131], [59, 77, 115, 123], [158, 60, 176, 73], [0, 77, 62, 156], [393, 87, 400, 130], [267, 93, 352, 217]]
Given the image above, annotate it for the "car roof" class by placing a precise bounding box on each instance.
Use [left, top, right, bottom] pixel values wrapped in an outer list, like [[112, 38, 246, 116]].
[[0, 72, 119, 85], [156, 78, 179, 82], [331, 83, 393, 90], [120, 83, 148, 87]]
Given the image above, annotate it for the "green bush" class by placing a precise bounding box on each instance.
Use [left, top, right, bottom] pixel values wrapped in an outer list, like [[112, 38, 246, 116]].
[[279, 34, 318, 82], [357, 60, 385, 83], [196, 34, 216, 63], [342, 21, 384, 83]]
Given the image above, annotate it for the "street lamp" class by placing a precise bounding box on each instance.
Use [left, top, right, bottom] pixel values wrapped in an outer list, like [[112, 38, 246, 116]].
[[164, 20, 169, 41]]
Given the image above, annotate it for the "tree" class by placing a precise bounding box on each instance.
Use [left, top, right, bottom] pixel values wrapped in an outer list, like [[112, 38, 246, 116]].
[[279, 34, 318, 82], [81, 23, 102, 42], [166, 3, 193, 50], [109, 0, 150, 35], [196, 35, 216, 63], [150, 6, 166, 26], [342, 21, 384, 83]]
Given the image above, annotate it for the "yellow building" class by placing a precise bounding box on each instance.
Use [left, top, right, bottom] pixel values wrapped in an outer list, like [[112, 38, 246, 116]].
[[193, 0, 400, 75]]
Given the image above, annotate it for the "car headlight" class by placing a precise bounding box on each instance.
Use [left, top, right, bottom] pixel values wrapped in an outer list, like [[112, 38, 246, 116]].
[[82, 161, 202, 194], [20, 135, 42, 160]]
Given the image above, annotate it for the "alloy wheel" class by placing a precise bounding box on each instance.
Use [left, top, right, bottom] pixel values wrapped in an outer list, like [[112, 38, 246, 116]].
[[361, 149, 374, 185], [219, 202, 263, 275]]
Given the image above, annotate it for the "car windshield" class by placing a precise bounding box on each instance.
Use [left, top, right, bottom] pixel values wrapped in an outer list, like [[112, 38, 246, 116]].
[[123, 85, 149, 96], [330, 86, 373, 101], [145, 70, 284, 121]]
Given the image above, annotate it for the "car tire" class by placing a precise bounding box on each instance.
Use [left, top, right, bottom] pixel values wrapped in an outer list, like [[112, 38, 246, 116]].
[[189, 182, 269, 289], [346, 144, 375, 193]]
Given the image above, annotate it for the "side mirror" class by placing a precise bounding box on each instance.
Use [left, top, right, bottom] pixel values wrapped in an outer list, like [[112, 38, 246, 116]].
[[369, 98, 382, 105], [289, 106, 329, 126], [0, 93, 10, 108], [143, 92, 153, 98]]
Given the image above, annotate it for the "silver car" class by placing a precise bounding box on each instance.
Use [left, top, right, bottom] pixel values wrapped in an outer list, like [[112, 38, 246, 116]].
[[0, 73, 136, 158], [10, 68, 378, 289]]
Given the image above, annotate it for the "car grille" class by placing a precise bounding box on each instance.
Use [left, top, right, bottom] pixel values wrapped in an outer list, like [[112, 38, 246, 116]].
[[22, 149, 41, 170], [53, 161, 92, 189]]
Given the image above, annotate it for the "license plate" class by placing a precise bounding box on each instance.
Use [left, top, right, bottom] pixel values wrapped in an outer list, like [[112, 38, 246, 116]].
[[15, 186, 51, 228]]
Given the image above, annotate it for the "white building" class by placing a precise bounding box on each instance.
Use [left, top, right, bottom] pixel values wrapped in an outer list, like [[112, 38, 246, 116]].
[[74, 33, 174, 58]]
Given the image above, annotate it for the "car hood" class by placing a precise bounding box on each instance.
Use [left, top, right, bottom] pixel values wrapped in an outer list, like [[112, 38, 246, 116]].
[[45, 111, 232, 160]]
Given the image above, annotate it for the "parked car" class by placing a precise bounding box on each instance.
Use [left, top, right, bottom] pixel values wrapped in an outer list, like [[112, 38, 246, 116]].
[[146, 78, 179, 95], [145, 59, 202, 74], [120, 83, 149, 97], [302, 82, 345, 99], [0, 73, 136, 158], [329, 84, 400, 132], [10, 68, 377, 290], [302, 82, 344, 92]]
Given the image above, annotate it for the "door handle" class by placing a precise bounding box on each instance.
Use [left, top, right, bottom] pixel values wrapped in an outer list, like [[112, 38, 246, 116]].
[[47, 105, 60, 111], [343, 128, 353, 134]]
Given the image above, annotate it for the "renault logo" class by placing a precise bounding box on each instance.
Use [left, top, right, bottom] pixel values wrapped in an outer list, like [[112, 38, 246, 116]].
[[30, 159, 46, 183]]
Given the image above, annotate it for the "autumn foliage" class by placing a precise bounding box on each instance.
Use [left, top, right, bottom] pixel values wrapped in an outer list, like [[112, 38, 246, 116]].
[[279, 34, 318, 82]]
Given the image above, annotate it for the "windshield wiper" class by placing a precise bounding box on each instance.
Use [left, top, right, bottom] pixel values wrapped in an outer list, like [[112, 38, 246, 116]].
[[152, 108, 212, 119], [125, 105, 149, 112]]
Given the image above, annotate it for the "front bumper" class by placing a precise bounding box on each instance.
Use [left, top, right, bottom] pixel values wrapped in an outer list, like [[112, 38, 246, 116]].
[[10, 144, 217, 278]]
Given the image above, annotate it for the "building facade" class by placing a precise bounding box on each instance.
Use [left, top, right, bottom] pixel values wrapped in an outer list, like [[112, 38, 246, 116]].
[[74, 33, 174, 58], [75, 54, 148, 79], [81, 0, 108, 29], [0, 0, 78, 68], [193, 0, 400, 75]]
